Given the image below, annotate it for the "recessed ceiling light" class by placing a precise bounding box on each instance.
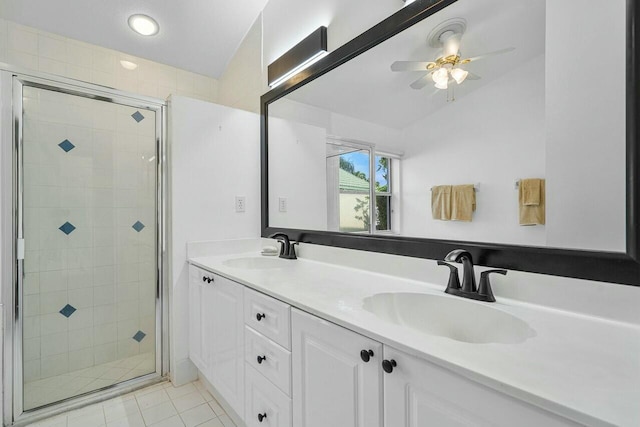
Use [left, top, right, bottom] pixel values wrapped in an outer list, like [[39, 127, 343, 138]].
[[120, 60, 138, 70], [128, 14, 159, 36]]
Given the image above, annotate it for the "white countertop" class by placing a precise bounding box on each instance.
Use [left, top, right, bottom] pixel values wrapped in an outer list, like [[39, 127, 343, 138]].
[[189, 252, 640, 427]]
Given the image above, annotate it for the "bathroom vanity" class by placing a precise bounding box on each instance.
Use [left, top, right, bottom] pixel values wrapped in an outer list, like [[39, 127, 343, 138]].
[[187, 246, 639, 427]]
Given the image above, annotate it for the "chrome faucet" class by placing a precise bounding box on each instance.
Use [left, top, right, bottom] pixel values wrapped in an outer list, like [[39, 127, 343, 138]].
[[437, 249, 507, 302], [268, 233, 298, 259]]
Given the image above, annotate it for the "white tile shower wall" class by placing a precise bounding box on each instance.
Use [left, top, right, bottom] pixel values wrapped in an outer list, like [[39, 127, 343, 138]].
[[21, 85, 157, 407], [0, 19, 218, 103]]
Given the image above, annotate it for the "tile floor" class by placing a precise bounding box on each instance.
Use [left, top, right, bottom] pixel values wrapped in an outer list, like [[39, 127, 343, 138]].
[[25, 353, 156, 410], [28, 379, 235, 427]]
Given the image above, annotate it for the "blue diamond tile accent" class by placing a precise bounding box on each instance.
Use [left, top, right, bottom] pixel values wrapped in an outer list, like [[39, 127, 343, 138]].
[[133, 330, 146, 342], [59, 222, 76, 235], [58, 139, 75, 152], [131, 111, 145, 123], [132, 221, 145, 232], [59, 304, 76, 318]]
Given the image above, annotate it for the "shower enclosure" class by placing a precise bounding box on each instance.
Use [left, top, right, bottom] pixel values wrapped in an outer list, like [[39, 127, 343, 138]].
[[1, 71, 167, 425]]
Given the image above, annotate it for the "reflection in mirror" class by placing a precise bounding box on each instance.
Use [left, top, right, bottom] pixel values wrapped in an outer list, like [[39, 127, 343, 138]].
[[267, 0, 626, 252]]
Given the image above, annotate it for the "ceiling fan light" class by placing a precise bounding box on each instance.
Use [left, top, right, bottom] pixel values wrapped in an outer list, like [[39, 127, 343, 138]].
[[432, 68, 449, 85], [434, 80, 448, 90], [451, 68, 469, 84]]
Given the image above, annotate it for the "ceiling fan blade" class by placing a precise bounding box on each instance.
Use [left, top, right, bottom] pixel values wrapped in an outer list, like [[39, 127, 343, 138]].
[[460, 47, 515, 64], [466, 72, 481, 80], [410, 73, 435, 90], [391, 61, 437, 72]]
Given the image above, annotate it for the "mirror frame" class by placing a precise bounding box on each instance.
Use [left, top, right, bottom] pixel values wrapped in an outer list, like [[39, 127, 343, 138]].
[[261, 0, 640, 286]]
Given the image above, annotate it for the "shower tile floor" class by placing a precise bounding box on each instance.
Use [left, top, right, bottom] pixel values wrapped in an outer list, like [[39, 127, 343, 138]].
[[29, 379, 236, 427], [25, 352, 156, 411]]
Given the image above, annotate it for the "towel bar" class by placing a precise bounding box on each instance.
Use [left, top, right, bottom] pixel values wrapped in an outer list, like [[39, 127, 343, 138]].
[[430, 184, 480, 192]]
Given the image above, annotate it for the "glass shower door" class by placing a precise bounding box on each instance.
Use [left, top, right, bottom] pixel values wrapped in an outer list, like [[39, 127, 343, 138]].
[[20, 84, 159, 410]]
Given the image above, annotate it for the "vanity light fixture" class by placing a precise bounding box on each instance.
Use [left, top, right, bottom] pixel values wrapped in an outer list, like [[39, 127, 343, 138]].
[[268, 26, 328, 88], [128, 14, 159, 36]]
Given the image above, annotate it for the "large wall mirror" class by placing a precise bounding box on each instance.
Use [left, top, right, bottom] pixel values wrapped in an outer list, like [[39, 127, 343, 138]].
[[261, 0, 640, 285]]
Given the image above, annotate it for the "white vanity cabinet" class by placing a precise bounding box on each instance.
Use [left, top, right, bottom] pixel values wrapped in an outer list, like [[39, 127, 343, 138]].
[[188, 265, 245, 418], [382, 347, 581, 427], [189, 263, 582, 427], [291, 308, 384, 427]]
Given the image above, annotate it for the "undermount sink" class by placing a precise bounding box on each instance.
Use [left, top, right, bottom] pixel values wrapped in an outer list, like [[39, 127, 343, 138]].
[[222, 256, 290, 270], [363, 292, 535, 344]]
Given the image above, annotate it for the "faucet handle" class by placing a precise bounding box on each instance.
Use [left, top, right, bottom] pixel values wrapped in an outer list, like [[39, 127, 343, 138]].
[[288, 242, 299, 259], [477, 269, 507, 302], [437, 261, 461, 294]]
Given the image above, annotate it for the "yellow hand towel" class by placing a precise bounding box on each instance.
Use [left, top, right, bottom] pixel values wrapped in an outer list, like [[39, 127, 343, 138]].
[[431, 185, 452, 220], [451, 184, 476, 222], [520, 178, 542, 206], [519, 179, 545, 225]]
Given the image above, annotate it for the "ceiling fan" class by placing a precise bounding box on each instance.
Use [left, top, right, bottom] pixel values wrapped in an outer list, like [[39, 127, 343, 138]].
[[391, 18, 514, 91]]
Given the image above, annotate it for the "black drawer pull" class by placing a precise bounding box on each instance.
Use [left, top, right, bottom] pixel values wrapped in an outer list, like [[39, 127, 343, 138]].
[[360, 349, 374, 363], [257, 355, 267, 364], [256, 312, 266, 321], [258, 413, 267, 422], [202, 276, 214, 283], [382, 359, 397, 374]]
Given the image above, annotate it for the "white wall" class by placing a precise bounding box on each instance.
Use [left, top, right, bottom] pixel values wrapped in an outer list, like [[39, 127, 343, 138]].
[[398, 56, 546, 246], [268, 117, 328, 230], [169, 96, 260, 384], [270, 98, 403, 148], [545, 0, 626, 252], [217, 15, 265, 113]]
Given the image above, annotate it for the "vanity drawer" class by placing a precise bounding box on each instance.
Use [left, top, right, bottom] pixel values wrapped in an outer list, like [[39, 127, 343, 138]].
[[245, 326, 291, 396], [244, 288, 291, 350], [245, 364, 292, 427], [190, 265, 216, 284]]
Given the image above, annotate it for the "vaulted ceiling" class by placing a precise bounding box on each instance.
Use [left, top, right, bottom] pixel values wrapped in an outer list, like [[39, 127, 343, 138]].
[[0, 0, 269, 78]]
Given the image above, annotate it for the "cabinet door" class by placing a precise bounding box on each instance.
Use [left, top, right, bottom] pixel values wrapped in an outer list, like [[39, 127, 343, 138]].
[[208, 274, 245, 418], [292, 309, 383, 427], [383, 346, 581, 427], [188, 266, 207, 372]]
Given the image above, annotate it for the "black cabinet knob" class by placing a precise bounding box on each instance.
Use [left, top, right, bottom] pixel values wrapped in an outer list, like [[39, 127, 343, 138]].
[[360, 349, 374, 363], [257, 355, 267, 364], [256, 313, 266, 321], [202, 276, 207, 282], [202, 276, 214, 283], [382, 359, 397, 374], [258, 413, 267, 422]]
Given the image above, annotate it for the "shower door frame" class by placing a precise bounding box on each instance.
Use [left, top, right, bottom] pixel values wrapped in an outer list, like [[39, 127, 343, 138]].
[[1, 68, 169, 426]]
